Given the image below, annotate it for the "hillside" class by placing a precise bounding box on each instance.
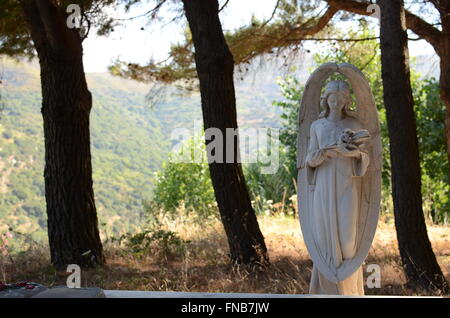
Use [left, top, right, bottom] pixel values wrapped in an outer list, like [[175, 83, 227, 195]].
[[0, 54, 439, 241], [0, 57, 284, 240]]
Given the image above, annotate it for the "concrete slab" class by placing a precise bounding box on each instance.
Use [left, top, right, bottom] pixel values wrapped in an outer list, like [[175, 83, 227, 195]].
[[103, 290, 441, 298], [32, 286, 105, 298]]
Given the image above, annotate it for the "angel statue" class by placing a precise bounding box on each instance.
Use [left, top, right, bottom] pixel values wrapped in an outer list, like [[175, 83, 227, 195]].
[[297, 63, 382, 296]]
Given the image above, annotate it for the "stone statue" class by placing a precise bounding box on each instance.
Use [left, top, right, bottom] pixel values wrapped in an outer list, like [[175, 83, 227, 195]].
[[297, 63, 382, 295]]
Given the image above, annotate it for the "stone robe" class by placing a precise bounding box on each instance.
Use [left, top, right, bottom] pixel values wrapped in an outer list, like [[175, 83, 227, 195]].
[[306, 116, 370, 295]]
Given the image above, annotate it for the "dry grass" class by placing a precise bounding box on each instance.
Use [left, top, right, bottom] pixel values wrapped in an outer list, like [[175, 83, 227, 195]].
[[1, 213, 449, 296]]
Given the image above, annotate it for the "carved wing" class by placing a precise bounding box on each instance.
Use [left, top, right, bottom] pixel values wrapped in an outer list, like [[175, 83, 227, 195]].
[[297, 62, 338, 169], [297, 62, 382, 283]]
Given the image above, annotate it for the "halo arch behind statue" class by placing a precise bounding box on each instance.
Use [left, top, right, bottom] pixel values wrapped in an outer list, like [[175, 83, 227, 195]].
[[297, 62, 382, 283]]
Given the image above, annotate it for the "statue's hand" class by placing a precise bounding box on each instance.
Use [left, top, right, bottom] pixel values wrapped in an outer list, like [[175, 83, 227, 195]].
[[324, 148, 338, 158], [335, 143, 361, 159]]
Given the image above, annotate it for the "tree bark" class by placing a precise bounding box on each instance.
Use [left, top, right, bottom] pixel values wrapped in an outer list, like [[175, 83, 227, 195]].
[[437, 3, 450, 181], [441, 46, 450, 182], [378, 0, 448, 293], [20, 0, 104, 269], [181, 0, 268, 266]]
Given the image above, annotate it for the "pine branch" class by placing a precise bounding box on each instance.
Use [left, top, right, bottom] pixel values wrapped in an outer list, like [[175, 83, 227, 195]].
[[325, 0, 442, 50]]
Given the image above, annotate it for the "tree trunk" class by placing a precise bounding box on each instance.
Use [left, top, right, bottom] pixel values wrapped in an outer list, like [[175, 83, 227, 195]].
[[441, 49, 450, 182], [20, 0, 104, 269], [378, 0, 448, 293], [181, 0, 268, 266], [438, 9, 450, 182]]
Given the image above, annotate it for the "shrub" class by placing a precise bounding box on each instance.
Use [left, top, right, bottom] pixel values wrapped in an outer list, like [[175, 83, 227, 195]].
[[244, 147, 296, 216], [152, 134, 217, 219], [121, 228, 190, 261]]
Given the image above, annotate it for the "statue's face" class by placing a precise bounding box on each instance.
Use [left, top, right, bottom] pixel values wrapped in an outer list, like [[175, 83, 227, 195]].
[[327, 92, 346, 112]]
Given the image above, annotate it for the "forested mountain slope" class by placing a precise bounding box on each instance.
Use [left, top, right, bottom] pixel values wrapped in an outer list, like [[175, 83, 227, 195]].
[[0, 57, 282, 239]]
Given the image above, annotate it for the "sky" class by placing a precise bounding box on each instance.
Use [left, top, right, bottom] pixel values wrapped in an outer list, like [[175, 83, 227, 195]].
[[82, 0, 436, 73]]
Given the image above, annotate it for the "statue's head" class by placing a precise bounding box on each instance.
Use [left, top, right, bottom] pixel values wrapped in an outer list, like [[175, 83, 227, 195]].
[[320, 80, 352, 118]]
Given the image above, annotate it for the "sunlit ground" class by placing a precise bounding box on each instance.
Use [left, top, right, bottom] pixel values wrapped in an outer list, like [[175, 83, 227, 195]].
[[2, 213, 448, 296]]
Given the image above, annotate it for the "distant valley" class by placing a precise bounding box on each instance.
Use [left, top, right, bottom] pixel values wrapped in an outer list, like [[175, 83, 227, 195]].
[[0, 54, 438, 241], [0, 57, 284, 240]]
